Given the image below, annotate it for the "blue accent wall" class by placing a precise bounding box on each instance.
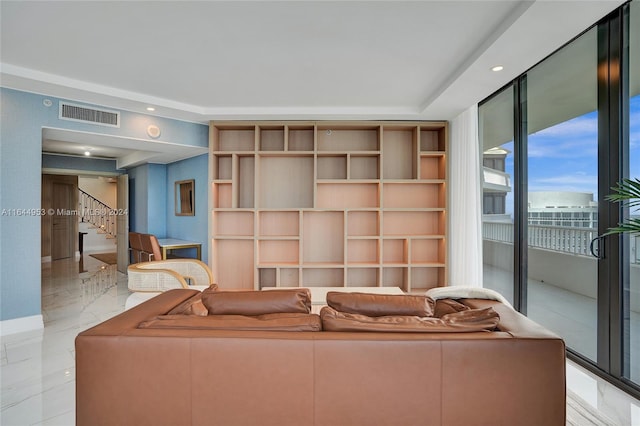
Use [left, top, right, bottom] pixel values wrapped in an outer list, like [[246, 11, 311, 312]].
[[127, 165, 149, 233], [166, 154, 209, 261], [147, 164, 168, 237], [0, 87, 208, 323]]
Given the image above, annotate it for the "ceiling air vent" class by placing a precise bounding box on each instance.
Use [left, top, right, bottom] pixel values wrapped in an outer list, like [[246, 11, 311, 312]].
[[59, 102, 120, 128]]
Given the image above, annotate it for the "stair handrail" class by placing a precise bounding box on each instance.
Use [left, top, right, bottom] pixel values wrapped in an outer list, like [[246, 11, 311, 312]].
[[78, 189, 117, 238]]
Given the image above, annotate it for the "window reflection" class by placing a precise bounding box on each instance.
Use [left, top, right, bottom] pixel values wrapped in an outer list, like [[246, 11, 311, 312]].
[[479, 86, 515, 304]]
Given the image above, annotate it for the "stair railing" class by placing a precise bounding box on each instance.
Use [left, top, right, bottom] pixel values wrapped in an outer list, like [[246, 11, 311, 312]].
[[78, 189, 117, 238]]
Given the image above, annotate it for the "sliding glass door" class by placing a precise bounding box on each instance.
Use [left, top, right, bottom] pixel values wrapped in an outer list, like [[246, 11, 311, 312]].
[[525, 27, 599, 362], [479, 1, 640, 395]]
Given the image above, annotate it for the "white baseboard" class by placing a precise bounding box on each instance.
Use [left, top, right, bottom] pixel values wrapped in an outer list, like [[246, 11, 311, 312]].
[[0, 315, 44, 336]]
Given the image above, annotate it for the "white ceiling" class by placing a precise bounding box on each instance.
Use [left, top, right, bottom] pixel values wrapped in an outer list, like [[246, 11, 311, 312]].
[[0, 0, 626, 164]]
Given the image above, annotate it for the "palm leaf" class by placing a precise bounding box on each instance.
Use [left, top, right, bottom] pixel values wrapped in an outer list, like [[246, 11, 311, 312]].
[[605, 178, 640, 208], [605, 218, 640, 235], [606, 178, 640, 235]]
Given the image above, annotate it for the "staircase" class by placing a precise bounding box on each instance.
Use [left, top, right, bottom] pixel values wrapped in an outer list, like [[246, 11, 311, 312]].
[[78, 189, 117, 239]]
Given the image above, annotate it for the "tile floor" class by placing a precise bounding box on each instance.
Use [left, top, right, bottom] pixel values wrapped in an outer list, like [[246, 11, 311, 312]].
[[0, 256, 639, 425]]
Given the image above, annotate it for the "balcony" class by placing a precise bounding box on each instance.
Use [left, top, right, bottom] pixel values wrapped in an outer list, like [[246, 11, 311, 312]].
[[483, 220, 640, 382], [483, 166, 511, 192]]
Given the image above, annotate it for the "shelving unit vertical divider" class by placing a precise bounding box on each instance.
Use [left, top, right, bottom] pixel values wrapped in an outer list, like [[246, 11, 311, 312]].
[[416, 127, 423, 180], [413, 126, 420, 180], [283, 124, 289, 151], [343, 209, 348, 286], [231, 154, 239, 208], [252, 127, 259, 289]]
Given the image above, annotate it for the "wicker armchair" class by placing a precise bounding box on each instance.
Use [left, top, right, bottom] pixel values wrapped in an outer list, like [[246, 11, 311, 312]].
[[127, 259, 215, 292]]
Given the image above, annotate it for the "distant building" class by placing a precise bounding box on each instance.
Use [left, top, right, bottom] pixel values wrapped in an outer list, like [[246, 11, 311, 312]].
[[528, 192, 598, 228], [482, 147, 510, 219]]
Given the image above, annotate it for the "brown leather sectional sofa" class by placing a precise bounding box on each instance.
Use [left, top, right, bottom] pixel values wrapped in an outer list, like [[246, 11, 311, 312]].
[[76, 288, 566, 426]]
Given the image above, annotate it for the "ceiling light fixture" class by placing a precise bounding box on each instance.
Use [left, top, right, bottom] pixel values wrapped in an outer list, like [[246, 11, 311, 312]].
[[84, 151, 91, 156], [491, 65, 504, 72], [146, 107, 155, 111]]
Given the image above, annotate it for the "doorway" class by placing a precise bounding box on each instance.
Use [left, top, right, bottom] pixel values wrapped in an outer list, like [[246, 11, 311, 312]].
[[42, 174, 78, 261]]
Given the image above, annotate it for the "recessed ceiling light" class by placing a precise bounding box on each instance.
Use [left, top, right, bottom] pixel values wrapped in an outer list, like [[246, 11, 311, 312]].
[[84, 151, 91, 156], [491, 65, 504, 72], [146, 107, 155, 111]]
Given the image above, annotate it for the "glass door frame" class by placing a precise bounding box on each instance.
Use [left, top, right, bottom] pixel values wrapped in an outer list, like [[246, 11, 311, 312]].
[[482, 3, 639, 398]]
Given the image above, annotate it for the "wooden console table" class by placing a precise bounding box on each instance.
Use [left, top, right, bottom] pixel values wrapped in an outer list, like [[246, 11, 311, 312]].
[[157, 238, 202, 260]]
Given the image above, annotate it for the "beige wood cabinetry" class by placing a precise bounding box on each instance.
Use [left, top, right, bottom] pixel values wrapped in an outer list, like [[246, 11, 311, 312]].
[[209, 121, 448, 293]]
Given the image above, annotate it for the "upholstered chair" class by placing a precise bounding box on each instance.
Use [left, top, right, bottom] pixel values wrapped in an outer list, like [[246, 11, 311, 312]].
[[140, 233, 163, 261], [128, 232, 144, 264], [127, 258, 215, 292]]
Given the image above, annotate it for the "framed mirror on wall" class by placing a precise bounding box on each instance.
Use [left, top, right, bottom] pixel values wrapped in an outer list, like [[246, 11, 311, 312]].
[[175, 179, 195, 216]]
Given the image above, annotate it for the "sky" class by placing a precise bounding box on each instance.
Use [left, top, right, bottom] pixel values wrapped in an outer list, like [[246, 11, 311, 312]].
[[500, 95, 640, 216]]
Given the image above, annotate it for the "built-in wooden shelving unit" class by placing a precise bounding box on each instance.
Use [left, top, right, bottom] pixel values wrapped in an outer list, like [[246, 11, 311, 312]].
[[209, 121, 448, 293]]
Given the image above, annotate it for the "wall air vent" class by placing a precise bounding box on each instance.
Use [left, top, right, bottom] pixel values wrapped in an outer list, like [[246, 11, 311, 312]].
[[59, 102, 120, 128]]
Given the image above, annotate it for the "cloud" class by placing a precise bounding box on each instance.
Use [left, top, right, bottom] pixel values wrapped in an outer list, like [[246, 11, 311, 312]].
[[528, 136, 597, 158], [529, 172, 597, 194], [533, 114, 597, 138]]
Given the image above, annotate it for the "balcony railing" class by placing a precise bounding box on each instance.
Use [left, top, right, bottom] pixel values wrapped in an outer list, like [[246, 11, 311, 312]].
[[484, 220, 640, 263], [483, 221, 597, 257]]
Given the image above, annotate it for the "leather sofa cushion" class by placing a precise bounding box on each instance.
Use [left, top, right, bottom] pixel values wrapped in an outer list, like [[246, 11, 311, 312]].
[[320, 306, 499, 333], [166, 284, 218, 316], [166, 293, 208, 316], [326, 292, 435, 317], [138, 312, 321, 331], [202, 288, 311, 315], [434, 298, 470, 318]]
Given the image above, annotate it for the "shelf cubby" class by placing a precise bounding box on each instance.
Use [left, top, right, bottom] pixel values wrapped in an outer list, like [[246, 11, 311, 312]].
[[259, 268, 277, 288], [382, 239, 408, 264], [288, 126, 315, 151], [410, 238, 445, 264], [419, 154, 446, 180], [237, 155, 255, 208], [316, 183, 379, 209], [217, 127, 256, 152], [420, 127, 446, 152], [409, 266, 445, 292], [259, 126, 285, 151], [258, 211, 299, 237], [302, 211, 344, 263], [213, 211, 254, 236], [213, 239, 254, 289], [280, 268, 300, 286], [317, 126, 380, 152], [382, 267, 408, 291], [382, 211, 444, 236], [213, 183, 232, 208], [257, 240, 299, 264], [317, 155, 347, 179], [349, 154, 379, 179], [383, 183, 444, 209], [382, 128, 417, 179], [347, 267, 380, 287], [302, 268, 344, 287], [258, 156, 314, 208], [347, 211, 379, 236], [347, 239, 379, 264], [216, 155, 232, 180]]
